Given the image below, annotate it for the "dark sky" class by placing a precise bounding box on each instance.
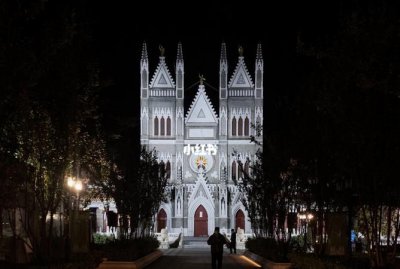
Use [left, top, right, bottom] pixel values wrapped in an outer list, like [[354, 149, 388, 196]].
[[85, 0, 351, 132], [5, 0, 390, 136]]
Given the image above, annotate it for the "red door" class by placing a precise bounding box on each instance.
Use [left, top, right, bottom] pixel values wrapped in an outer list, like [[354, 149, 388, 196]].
[[235, 210, 245, 231], [157, 209, 167, 232], [194, 205, 208, 237]]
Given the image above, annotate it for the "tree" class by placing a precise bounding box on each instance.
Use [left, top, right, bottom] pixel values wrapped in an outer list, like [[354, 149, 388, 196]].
[[0, 0, 110, 262], [234, 124, 282, 238], [294, 1, 400, 264], [107, 146, 167, 239]]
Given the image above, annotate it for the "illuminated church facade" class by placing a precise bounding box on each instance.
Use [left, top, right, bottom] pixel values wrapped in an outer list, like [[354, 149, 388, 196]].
[[140, 42, 263, 237]]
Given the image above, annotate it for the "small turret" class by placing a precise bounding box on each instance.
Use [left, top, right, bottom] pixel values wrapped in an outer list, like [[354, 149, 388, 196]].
[[255, 43, 263, 99], [140, 41, 149, 99], [219, 42, 228, 99], [176, 42, 184, 99]]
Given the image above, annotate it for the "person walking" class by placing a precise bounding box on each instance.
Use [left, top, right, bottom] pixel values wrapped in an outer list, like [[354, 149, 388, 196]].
[[230, 228, 237, 254], [207, 227, 229, 269]]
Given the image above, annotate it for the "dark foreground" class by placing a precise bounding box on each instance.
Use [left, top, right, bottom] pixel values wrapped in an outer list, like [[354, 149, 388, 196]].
[[145, 248, 259, 269]]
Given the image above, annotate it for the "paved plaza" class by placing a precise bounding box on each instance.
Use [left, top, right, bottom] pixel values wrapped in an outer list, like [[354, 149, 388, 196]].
[[145, 247, 260, 269]]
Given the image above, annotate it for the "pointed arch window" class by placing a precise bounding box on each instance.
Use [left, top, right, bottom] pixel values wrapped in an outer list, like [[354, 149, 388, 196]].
[[244, 117, 250, 136], [166, 160, 171, 179], [221, 71, 226, 89], [238, 117, 243, 136], [238, 161, 243, 179], [256, 70, 262, 88], [177, 70, 183, 89], [256, 116, 262, 135], [166, 117, 171, 136], [160, 117, 165, 136], [244, 160, 250, 177], [256, 116, 261, 127], [142, 71, 148, 89], [232, 117, 237, 136], [154, 117, 159, 136], [159, 160, 165, 178], [232, 161, 237, 181]]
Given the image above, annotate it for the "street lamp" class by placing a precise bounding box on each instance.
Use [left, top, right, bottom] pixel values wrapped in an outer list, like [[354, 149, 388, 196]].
[[67, 176, 83, 210], [298, 212, 314, 251]]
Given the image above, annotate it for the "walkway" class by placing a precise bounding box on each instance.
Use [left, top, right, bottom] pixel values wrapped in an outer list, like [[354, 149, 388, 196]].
[[145, 247, 260, 269]]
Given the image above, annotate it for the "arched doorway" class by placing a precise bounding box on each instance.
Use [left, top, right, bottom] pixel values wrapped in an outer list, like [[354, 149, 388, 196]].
[[157, 209, 167, 232], [194, 205, 208, 237], [235, 209, 245, 231]]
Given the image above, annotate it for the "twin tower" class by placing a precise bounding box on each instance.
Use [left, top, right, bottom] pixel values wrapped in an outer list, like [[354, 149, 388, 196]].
[[140, 42, 263, 237]]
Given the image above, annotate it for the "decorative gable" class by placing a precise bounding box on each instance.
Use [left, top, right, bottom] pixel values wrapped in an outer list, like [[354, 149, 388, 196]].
[[228, 57, 254, 88], [149, 58, 175, 88], [185, 85, 218, 124], [188, 172, 214, 206]]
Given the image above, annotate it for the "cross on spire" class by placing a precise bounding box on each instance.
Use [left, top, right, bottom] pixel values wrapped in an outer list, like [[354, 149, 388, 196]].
[[199, 74, 206, 85]]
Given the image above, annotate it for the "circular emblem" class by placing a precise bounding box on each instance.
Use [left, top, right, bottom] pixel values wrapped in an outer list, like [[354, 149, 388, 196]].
[[189, 154, 214, 173]]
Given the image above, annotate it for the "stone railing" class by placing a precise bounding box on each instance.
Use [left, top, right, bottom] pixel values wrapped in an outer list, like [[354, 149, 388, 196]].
[[155, 228, 252, 249]]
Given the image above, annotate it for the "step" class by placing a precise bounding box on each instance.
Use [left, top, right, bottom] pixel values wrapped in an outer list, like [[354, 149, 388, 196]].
[[182, 236, 209, 248]]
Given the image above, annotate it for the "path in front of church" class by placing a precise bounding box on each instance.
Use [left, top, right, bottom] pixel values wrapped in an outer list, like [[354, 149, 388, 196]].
[[146, 248, 260, 269]]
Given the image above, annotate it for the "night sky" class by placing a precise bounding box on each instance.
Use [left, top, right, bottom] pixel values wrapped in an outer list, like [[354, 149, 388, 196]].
[[6, 0, 396, 145], [85, 0, 349, 135]]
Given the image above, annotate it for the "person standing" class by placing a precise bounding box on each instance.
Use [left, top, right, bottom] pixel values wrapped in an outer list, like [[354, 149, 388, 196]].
[[207, 227, 229, 269], [230, 228, 237, 254]]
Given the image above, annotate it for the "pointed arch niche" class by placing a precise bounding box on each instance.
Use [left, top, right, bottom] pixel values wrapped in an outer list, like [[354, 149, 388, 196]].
[[188, 197, 215, 237], [235, 209, 245, 231], [157, 208, 167, 232], [231, 201, 250, 233], [194, 205, 208, 237]]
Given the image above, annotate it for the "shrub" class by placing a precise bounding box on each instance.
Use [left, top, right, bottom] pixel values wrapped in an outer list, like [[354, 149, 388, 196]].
[[92, 233, 115, 244], [94, 236, 159, 261], [246, 237, 290, 262]]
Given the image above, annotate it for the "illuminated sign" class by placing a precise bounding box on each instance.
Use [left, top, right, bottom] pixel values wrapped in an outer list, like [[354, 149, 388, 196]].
[[183, 144, 218, 156]]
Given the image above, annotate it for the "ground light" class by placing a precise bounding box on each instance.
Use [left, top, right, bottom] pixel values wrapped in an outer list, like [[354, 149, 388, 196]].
[[239, 255, 262, 267]]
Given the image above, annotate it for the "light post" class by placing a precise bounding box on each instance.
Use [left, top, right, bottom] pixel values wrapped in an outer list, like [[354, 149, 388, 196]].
[[299, 212, 314, 252], [67, 176, 83, 210]]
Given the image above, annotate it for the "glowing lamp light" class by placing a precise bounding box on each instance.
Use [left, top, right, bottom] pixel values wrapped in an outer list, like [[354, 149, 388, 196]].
[[67, 177, 75, 187], [74, 180, 83, 191], [66, 176, 84, 192], [66, 176, 85, 210], [298, 213, 314, 220]]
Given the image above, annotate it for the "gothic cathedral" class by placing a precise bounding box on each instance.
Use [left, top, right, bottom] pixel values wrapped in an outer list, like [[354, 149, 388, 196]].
[[140, 42, 263, 236]]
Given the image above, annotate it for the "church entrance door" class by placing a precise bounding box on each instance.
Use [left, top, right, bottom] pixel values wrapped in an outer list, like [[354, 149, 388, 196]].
[[235, 209, 245, 231], [194, 205, 208, 237], [157, 209, 167, 232]]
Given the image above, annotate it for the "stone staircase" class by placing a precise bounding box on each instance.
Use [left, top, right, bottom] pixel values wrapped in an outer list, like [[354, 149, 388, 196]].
[[182, 236, 209, 248]]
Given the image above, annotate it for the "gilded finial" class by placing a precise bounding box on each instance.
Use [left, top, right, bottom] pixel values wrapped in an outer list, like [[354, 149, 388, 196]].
[[238, 46, 243, 56], [159, 45, 165, 56], [199, 74, 206, 85]]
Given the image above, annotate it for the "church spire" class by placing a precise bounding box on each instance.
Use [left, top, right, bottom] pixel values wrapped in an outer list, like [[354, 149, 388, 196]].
[[220, 42, 227, 60], [175, 42, 184, 138], [256, 43, 262, 60], [176, 42, 184, 99], [177, 42, 183, 60], [140, 41, 149, 99], [255, 43, 263, 99], [140, 41, 149, 142], [141, 41, 148, 61], [219, 42, 228, 99]]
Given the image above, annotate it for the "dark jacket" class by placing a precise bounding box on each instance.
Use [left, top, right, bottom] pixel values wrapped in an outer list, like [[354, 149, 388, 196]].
[[230, 232, 237, 246], [207, 232, 229, 253]]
